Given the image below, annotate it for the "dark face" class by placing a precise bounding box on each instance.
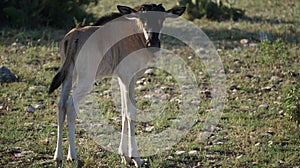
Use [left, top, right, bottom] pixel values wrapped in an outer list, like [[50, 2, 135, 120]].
[[137, 4, 166, 49], [117, 4, 186, 52]]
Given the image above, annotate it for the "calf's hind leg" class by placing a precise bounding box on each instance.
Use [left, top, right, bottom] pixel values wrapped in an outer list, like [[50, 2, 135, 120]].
[[54, 76, 72, 167]]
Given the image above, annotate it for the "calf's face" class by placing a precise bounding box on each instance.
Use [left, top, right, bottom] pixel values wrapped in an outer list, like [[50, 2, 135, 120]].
[[117, 4, 186, 51]]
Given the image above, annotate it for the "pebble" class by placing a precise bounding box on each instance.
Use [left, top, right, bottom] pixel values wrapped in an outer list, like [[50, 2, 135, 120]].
[[33, 103, 44, 109], [145, 126, 154, 132], [12, 147, 22, 153], [262, 86, 272, 92], [240, 39, 249, 45], [188, 55, 194, 59], [14, 150, 34, 158], [175, 150, 185, 155], [144, 69, 155, 76], [25, 106, 35, 113], [188, 150, 198, 155], [236, 154, 243, 159], [258, 104, 269, 109], [0, 66, 17, 83], [241, 106, 250, 111]]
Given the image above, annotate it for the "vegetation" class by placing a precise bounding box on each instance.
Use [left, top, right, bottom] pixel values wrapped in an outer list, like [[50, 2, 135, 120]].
[[177, 0, 245, 21], [0, 0, 299, 167], [0, 0, 97, 28]]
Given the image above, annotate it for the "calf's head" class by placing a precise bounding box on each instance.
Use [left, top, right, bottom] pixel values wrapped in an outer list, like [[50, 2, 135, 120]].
[[117, 4, 186, 51]]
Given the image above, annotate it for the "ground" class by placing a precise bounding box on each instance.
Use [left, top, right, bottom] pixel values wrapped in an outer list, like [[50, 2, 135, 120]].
[[0, 0, 299, 167]]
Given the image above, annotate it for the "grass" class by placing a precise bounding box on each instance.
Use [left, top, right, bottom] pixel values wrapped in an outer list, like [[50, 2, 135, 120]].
[[1, 0, 300, 167]]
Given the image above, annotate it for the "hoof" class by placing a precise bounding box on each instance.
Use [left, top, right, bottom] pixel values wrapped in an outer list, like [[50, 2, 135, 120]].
[[67, 159, 78, 168], [132, 157, 145, 168], [121, 155, 131, 165], [55, 160, 62, 168]]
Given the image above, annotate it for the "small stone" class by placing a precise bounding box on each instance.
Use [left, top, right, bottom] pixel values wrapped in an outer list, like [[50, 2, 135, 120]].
[[268, 140, 274, 146], [14, 150, 33, 158], [270, 76, 282, 84], [241, 106, 250, 111], [188, 55, 194, 60], [37, 125, 45, 130], [240, 39, 249, 45], [236, 154, 243, 159], [136, 79, 144, 85], [111, 117, 122, 122], [230, 84, 238, 90], [25, 106, 35, 113], [258, 104, 269, 109], [49, 132, 56, 136], [145, 126, 154, 132], [262, 86, 272, 92], [144, 94, 153, 99], [11, 42, 21, 47], [234, 47, 242, 51], [188, 150, 198, 155], [212, 139, 225, 145], [175, 150, 185, 155], [84, 101, 93, 105], [144, 69, 155, 76], [33, 103, 44, 109], [39, 160, 53, 166], [24, 122, 34, 127], [0, 66, 17, 83], [12, 147, 22, 153]]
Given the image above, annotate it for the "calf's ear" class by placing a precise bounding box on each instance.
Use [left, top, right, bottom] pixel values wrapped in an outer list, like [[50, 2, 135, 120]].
[[117, 5, 137, 15], [117, 5, 139, 19], [166, 6, 186, 18]]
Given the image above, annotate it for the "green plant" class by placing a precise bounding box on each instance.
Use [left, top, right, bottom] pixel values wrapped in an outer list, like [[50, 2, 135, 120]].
[[282, 85, 300, 125], [177, 0, 245, 21], [0, 0, 97, 29], [258, 38, 288, 66]]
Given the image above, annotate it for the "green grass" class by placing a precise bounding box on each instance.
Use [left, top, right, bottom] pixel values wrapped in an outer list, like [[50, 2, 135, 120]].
[[1, 0, 300, 167]]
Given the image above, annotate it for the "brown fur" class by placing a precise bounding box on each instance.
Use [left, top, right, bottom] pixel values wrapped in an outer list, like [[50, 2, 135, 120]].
[[48, 24, 147, 94]]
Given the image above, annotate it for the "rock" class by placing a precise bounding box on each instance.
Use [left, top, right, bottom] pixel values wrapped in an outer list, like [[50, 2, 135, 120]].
[[262, 86, 272, 92], [236, 154, 243, 159], [258, 104, 269, 109], [145, 126, 154, 132], [25, 106, 35, 113], [270, 76, 282, 84], [33, 102, 44, 109], [49, 132, 56, 136], [14, 150, 34, 158], [11, 42, 21, 47], [37, 125, 45, 130], [144, 69, 156, 76], [188, 55, 194, 60], [212, 139, 225, 145], [241, 106, 250, 111], [240, 39, 249, 45], [188, 150, 198, 155], [0, 66, 17, 83], [175, 150, 185, 155], [12, 147, 22, 153], [111, 117, 122, 122]]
